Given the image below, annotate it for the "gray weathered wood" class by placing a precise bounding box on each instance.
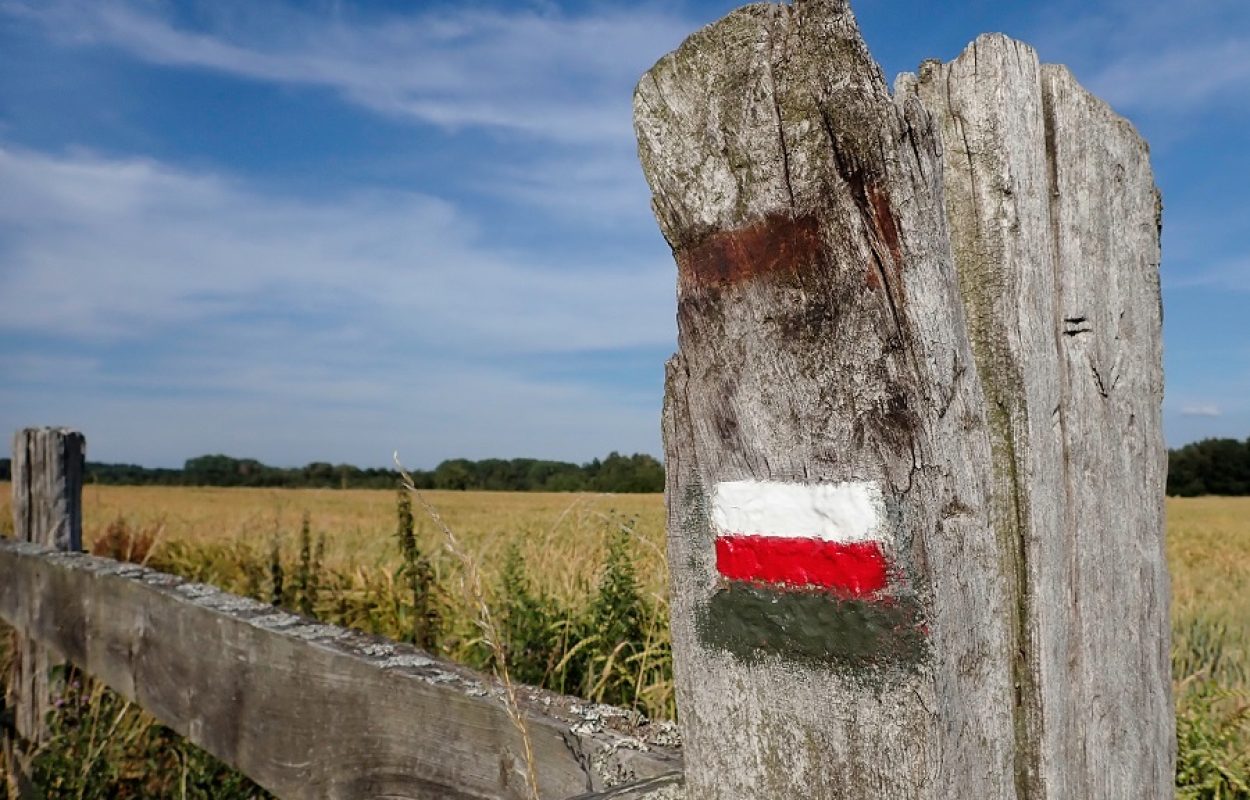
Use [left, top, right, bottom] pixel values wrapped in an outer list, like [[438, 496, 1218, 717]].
[[901, 34, 1171, 797], [4, 427, 85, 796], [0, 539, 682, 800], [569, 773, 684, 800], [11, 427, 85, 553], [635, 1, 1168, 798], [636, 2, 1016, 796]]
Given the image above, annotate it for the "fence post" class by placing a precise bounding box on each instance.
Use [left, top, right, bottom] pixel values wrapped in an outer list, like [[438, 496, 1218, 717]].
[[634, 1, 1169, 798], [3, 427, 85, 791]]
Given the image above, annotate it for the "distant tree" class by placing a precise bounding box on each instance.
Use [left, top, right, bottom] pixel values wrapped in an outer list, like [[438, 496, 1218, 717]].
[[20, 450, 668, 492], [543, 469, 587, 493], [433, 459, 474, 491], [28, 436, 1250, 498], [591, 452, 665, 493], [1167, 438, 1250, 496], [184, 454, 245, 486], [302, 462, 336, 488]]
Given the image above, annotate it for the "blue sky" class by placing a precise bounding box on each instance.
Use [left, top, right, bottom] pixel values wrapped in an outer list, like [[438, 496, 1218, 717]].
[[0, 0, 1246, 468]]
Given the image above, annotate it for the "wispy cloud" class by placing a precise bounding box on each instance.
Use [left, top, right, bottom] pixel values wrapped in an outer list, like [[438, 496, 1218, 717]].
[[1165, 256, 1250, 292], [0, 144, 674, 351], [1029, 0, 1250, 117], [2, 0, 692, 146], [1088, 37, 1250, 114], [0, 143, 675, 464], [1181, 404, 1223, 418], [0, 0, 694, 465], [0, 358, 665, 467]]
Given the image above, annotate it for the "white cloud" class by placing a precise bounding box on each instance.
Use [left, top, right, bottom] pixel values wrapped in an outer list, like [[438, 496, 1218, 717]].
[[1031, 0, 1250, 116], [0, 0, 690, 228], [0, 0, 693, 465], [1165, 257, 1250, 292], [0, 145, 675, 351], [0, 143, 675, 464], [2, 0, 693, 146], [1088, 38, 1250, 113], [1180, 404, 1222, 418], [477, 150, 659, 227]]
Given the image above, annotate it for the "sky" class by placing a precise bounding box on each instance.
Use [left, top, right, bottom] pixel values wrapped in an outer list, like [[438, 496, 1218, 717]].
[[0, 0, 1246, 469]]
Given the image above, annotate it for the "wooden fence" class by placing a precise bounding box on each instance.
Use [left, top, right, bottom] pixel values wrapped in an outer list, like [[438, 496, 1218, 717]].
[[0, 429, 683, 800]]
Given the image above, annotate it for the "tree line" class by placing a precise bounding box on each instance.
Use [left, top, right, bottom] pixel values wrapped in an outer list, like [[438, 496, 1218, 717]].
[[2, 439, 1245, 495], [0, 452, 665, 493], [1166, 438, 1250, 497]]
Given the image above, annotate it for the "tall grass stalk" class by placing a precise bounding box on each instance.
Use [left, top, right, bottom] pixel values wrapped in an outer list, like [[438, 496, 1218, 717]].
[[395, 457, 541, 800]]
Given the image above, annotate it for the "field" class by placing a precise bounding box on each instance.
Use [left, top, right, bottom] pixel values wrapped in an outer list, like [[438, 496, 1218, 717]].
[[2, 484, 1249, 796], [68, 482, 671, 607], [1169, 496, 1250, 674]]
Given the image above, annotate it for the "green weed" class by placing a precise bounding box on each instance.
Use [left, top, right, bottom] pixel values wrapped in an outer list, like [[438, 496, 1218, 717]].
[[1175, 613, 1250, 798], [395, 488, 440, 651]]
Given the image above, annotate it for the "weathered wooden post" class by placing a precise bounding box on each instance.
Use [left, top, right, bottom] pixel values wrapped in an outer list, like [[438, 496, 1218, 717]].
[[3, 427, 85, 792], [634, 1, 1169, 798]]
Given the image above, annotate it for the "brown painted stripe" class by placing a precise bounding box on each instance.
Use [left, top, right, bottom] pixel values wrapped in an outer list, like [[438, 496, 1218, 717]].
[[676, 213, 823, 289]]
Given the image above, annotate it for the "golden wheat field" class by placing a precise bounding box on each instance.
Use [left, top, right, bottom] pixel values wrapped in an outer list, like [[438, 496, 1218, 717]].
[[3, 484, 1247, 680], [1168, 497, 1250, 622], [2, 484, 1249, 791], [1, 484, 1247, 642], [0, 482, 670, 612]]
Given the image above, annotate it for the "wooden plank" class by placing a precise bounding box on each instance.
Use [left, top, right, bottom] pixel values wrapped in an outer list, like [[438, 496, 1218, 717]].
[[0, 539, 681, 800], [4, 427, 85, 796], [635, 2, 1168, 798], [903, 35, 1172, 796]]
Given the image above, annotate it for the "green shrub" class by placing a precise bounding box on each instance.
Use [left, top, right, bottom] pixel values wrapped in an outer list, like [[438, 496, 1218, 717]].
[[498, 542, 559, 688]]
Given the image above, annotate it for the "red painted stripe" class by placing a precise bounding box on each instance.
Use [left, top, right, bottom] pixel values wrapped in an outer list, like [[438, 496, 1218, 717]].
[[714, 536, 889, 596]]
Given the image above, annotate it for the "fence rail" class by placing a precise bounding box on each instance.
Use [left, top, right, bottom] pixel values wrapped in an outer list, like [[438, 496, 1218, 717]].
[[0, 537, 682, 800]]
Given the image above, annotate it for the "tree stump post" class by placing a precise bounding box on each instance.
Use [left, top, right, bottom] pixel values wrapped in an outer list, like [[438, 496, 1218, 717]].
[[3, 427, 85, 793], [633, 2, 1170, 798]]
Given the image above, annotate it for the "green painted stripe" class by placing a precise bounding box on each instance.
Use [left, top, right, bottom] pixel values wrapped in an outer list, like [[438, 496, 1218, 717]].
[[697, 582, 927, 671]]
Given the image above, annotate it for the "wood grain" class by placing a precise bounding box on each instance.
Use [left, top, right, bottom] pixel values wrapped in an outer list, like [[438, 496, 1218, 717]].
[[11, 427, 85, 553], [636, 2, 1168, 797], [0, 539, 681, 800], [904, 35, 1172, 797], [5, 427, 85, 799]]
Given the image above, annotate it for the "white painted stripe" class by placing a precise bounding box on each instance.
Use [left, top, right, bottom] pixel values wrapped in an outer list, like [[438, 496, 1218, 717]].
[[710, 480, 886, 543]]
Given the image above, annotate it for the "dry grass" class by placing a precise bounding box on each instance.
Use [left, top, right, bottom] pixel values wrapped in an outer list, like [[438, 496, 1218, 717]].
[[1165, 498, 1250, 794], [1168, 496, 1250, 644], [2, 482, 1246, 622], [2, 483, 1246, 653], [0, 482, 668, 609], [0, 481, 675, 716], [1167, 497, 1250, 697]]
